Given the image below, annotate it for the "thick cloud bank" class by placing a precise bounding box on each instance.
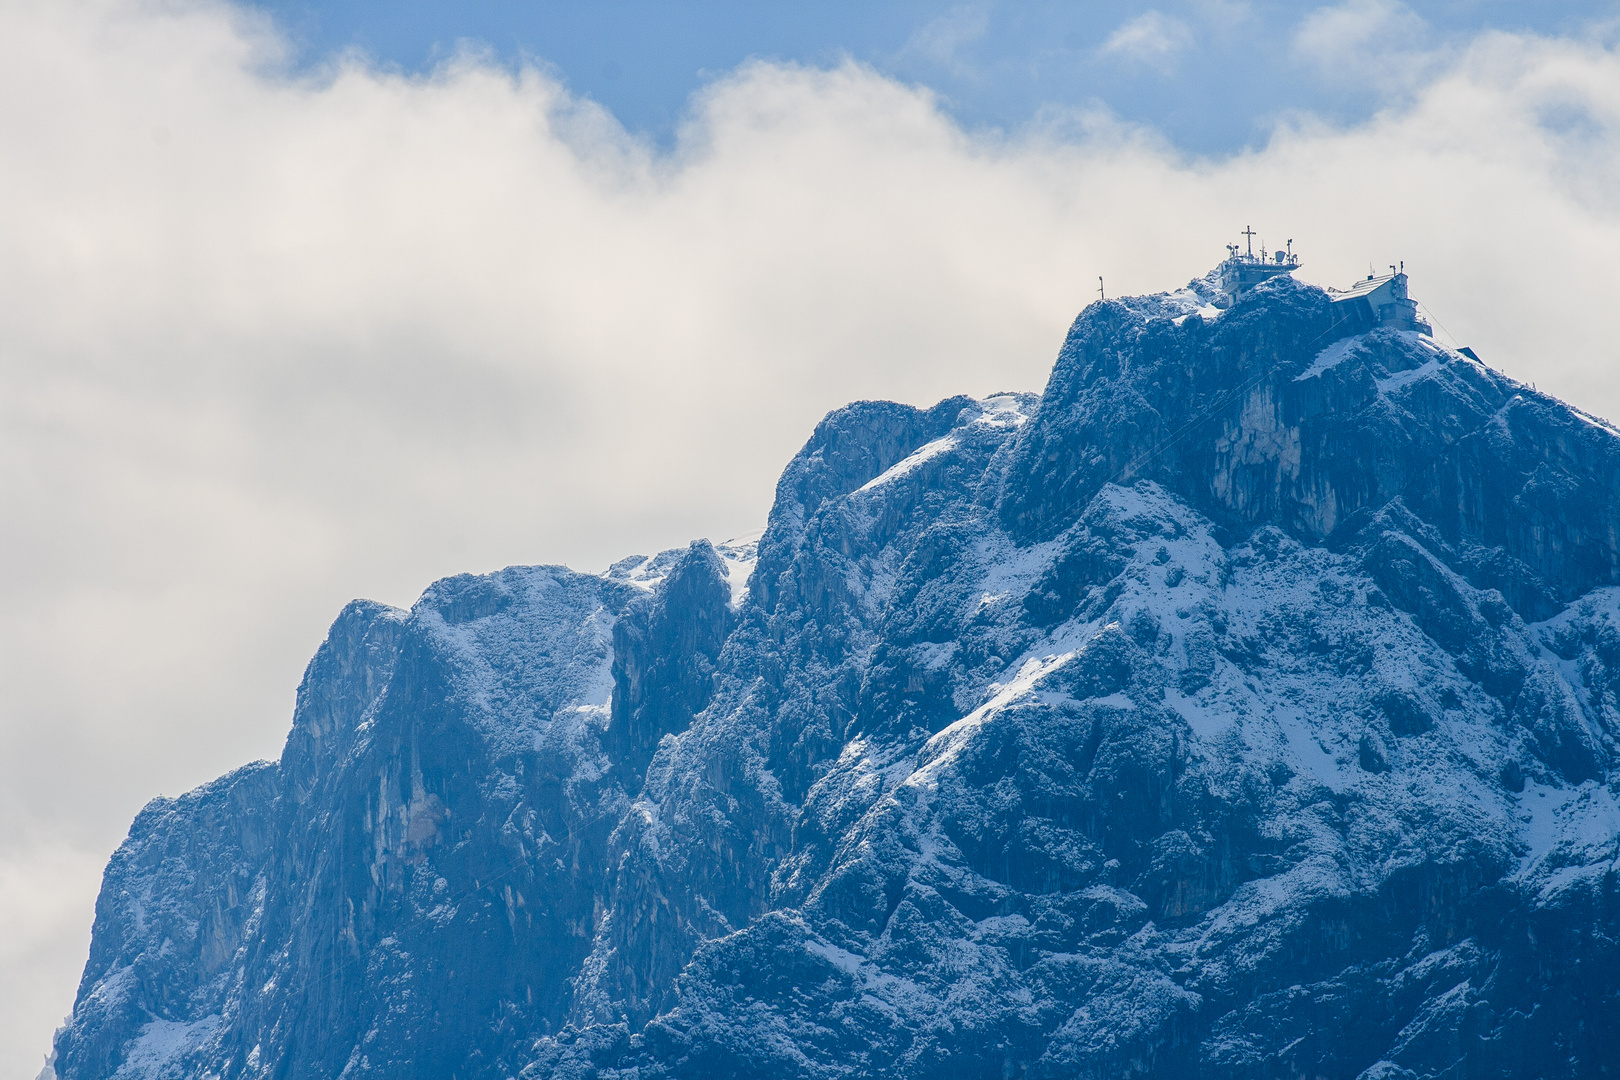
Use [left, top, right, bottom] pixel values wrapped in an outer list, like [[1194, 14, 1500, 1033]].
[[3, 1, 1619, 1072]]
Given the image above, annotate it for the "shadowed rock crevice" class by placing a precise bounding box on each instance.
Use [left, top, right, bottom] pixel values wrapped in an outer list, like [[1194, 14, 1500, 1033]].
[[606, 540, 736, 787]]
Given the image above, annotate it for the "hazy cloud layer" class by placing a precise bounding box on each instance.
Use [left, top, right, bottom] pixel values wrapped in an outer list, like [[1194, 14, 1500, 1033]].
[[1102, 11, 1197, 72], [901, 4, 992, 75], [4, 1, 1620, 1071], [1293, 0, 1441, 91]]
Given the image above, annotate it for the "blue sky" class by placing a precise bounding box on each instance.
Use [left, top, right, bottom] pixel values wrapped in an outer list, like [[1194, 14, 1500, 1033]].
[[247, 0, 1620, 153]]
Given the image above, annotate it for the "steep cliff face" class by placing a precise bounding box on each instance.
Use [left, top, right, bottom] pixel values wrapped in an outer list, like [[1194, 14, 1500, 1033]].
[[54, 275, 1620, 1079]]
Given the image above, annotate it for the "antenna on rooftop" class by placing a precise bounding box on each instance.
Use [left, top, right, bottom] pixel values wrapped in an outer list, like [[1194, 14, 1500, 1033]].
[[1214, 227, 1302, 308]]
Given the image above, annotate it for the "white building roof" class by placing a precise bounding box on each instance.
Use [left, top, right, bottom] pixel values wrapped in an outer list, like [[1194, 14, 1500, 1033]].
[[1331, 273, 1397, 302]]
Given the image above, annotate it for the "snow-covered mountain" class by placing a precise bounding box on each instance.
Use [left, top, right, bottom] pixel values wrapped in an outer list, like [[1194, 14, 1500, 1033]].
[[51, 272, 1620, 1079]]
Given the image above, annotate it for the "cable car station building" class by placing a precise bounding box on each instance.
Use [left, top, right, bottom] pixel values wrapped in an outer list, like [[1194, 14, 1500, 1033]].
[[1213, 227, 1432, 336]]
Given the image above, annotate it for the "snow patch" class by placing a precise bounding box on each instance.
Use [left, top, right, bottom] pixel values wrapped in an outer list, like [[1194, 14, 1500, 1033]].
[[858, 435, 959, 493], [1173, 303, 1223, 326], [1568, 408, 1620, 439], [804, 938, 929, 1005], [1376, 357, 1442, 395], [854, 394, 1033, 496], [1165, 688, 1236, 742], [112, 1015, 220, 1079], [911, 651, 1078, 783], [1296, 335, 1363, 381], [1274, 707, 1348, 793], [1518, 780, 1620, 870], [716, 531, 762, 609], [973, 392, 1035, 428]]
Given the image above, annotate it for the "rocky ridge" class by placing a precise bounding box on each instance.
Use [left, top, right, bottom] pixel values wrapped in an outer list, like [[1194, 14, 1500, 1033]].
[[51, 271, 1620, 1079]]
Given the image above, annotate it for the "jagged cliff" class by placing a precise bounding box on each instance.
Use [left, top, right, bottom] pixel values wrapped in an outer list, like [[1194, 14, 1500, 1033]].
[[52, 273, 1620, 1079]]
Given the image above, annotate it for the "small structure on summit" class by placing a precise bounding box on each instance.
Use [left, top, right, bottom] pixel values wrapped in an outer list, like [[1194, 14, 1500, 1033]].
[[1213, 226, 1300, 307], [1327, 266, 1432, 336], [1210, 229, 1436, 338]]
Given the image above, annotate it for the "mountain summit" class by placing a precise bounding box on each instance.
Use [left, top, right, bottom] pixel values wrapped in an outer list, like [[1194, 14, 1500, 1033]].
[[52, 271, 1620, 1079]]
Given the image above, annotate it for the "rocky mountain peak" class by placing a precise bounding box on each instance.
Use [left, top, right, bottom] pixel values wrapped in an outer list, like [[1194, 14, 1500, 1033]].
[[50, 274, 1620, 1080]]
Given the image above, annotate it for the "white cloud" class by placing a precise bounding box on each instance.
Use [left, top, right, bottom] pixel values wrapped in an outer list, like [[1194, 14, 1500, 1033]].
[[900, 4, 990, 77], [4, 2, 1620, 1073], [1293, 0, 1437, 90], [1101, 11, 1196, 73]]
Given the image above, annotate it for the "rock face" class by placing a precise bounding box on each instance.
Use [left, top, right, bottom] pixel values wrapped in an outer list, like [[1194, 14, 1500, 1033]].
[[53, 274, 1620, 1079]]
